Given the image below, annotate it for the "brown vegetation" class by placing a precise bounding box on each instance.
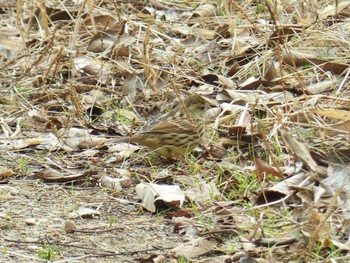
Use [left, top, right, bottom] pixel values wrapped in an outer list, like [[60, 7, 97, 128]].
[[1, 0, 350, 262]]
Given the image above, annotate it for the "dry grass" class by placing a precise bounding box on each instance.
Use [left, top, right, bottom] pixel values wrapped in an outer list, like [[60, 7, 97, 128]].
[[1, 0, 350, 262]]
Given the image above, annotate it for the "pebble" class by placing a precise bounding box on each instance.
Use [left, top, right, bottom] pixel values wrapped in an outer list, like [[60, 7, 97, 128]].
[[25, 218, 36, 225]]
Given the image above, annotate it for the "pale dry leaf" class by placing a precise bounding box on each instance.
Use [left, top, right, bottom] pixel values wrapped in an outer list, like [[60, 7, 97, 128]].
[[240, 236, 257, 253], [165, 24, 193, 36], [282, 48, 316, 67], [87, 32, 116, 52], [281, 131, 327, 175], [116, 107, 142, 123], [57, 127, 106, 150], [80, 14, 121, 33], [0, 138, 45, 151], [196, 28, 216, 40], [306, 80, 336, 94], [100, 170, 132, 190], [184, 179, 222, 205], [73, 57, 115, 82], [107, 142, 139, 163], [192, 3, 216, 17], [201, 73, 237, 89], [318, 1, 350, 20], [135, 183, 185, 212], [80, 89, 106, 105], [329, 239, 350, 251], [100, 175, 122, 191], [68, 207, 100, 219], [121, 74, 145, 101], [75, 149, 99, 157], [239, 76, 261, 90], [35, 133, 63, 151], [312, 184, 327, 204], [172, 237, 216, 259]]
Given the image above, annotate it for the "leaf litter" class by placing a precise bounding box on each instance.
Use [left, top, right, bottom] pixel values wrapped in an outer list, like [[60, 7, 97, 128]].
[[1, 0, 350, 262]]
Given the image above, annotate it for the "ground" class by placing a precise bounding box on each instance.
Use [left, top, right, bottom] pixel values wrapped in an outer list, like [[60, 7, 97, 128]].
[[1, 0, 350, 262]]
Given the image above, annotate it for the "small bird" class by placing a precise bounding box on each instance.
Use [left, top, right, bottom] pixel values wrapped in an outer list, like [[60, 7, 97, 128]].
[[127, 94, 207, 158]]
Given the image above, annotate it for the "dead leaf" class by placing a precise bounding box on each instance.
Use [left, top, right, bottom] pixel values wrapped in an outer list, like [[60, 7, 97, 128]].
[[192, 4, 216, 17], [281, 131, 327, 175], [255, 157, 284, 180], [318, 1, 350, 20], [135, 183, 185, 213], [106, 142, 140, 163], [255, 172, 307, 205], [172, 237, 217, 259], [34, 167, 95, 183], [184, 179, 222, 204], [68, 207, 100, 219]]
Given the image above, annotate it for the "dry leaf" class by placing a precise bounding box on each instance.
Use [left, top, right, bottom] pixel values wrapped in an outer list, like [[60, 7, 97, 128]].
[[255, 157, 284, 180], [34, 167, 95, 183], [135, 183, 185, 212], [281, 131, 327, 175], [68, 207, 100, 219], [172, 237, 217, 259], [192, 4, 216, 17]]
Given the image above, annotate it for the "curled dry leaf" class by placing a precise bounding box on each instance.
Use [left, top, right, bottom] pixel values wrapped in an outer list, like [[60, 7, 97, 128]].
[[87, 31, 116, 53], [106, 142, 140, 163], [73, 57, 133, 84], [80, 15, 122, 34], [57, 127, 108, 150], [282, 47, 349, 75], [100, 171, 132, 191], [192, 3, 216, 17], [34, 166, 95, 183], [135, 183, 185, 213], [201, 73, 237, 89], [100, 175, 122, 192], [306, 79, 337, 95], [255, 172, 307, 205], [68, 207, 100, 219]]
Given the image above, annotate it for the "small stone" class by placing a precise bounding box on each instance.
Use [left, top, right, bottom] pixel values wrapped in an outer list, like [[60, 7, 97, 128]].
[[25, 218, 36, 225], [0, 213, 7, 219]]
